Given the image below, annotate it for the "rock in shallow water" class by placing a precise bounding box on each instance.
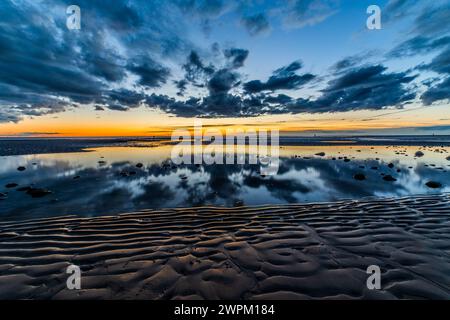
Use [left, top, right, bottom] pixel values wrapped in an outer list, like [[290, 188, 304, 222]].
[[383, 175, 397, 182], [5, 183, 18, 188], [17, 166, 26, 171], [26, 188, 52, 198], [415, 151, 424, 157], [315, 152, 325, 157], [425, 181, 442, 189], [353, 173, 366, 181]]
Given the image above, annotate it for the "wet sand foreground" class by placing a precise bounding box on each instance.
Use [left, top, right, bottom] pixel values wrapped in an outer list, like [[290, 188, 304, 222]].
[[0, 194, 450, 300]]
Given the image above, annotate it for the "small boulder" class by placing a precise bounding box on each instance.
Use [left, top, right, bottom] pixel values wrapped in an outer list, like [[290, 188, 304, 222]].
[[383, 175, 397, 182], [388, 163, 394, 168], [425, 181, 442, 189], [17, 166, 26, 171], [26, 188, 52, 198], [136, 163, 144, 168], [5, 183, 18, 188], [415, 151, 424, 157], [353, 173, 366, 181], [315, 152, 325, 157]]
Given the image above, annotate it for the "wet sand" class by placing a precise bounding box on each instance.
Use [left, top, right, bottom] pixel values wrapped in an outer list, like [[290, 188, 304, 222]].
[[0, 193, 450, 300]]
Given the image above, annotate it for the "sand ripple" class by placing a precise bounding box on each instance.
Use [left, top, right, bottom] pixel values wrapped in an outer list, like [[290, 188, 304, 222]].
[[1, 194, 450, 299]]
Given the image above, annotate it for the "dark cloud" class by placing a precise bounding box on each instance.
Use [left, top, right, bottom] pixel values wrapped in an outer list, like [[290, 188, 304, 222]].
[[182, 51, 216, 85], [421, 77, 450, 105], [388, 36, 450, 58], [0, 0, 187, 122], [244, 61, 315, 94], [241, 13, 271, 36], [287, 65, 417, 113], [0, 0, 447, 122], [224, 48, 249, 68]]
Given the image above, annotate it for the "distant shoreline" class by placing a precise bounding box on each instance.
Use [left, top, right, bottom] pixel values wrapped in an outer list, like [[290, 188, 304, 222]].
[[2, 135, 450, 156]]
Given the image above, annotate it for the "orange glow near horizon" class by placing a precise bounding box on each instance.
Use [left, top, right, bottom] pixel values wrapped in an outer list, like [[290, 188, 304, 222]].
[[1, 104, 450, 137]]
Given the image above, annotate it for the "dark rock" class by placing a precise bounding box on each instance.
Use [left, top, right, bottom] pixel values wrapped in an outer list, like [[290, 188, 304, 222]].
[[17, 166, 26, 171], [388, 163, 394, 168], [233, 200, 244, 207], [136, 163, 144, 168], [425, 181, 442, 189], [98, 161, 107, 165], [383, 175, 397, 182], [353, 173, 366, 181], [315, 152, 325, 157], [26, 188, 52, 198], [5, 183, 18, 188], [344, 159, 350, 162], [73, 175, 81, 180]]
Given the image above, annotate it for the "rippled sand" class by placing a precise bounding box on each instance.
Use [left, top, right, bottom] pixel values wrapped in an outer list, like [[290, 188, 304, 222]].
[[1, 194, 450, 300]]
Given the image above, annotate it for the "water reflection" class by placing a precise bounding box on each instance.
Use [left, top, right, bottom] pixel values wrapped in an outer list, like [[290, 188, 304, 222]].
[[1, 145, 449, 220]]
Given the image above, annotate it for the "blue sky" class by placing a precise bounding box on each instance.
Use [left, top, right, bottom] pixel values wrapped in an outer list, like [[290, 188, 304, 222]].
[[0, 0, 449, 136]]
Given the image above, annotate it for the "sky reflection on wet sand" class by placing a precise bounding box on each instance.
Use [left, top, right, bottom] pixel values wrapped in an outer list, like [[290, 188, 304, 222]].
[[1, 145, 449, 220]]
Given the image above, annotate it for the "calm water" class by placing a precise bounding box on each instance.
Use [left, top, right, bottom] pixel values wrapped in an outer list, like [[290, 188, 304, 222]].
[[1, 144, 450, 220]]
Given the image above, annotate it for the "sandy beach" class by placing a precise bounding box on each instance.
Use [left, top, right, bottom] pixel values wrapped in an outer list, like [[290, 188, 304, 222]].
[[1, 193, 449, 300]]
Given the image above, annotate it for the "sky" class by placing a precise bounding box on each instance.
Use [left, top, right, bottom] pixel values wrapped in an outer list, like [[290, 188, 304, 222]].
[[0, 0, 449, 137]]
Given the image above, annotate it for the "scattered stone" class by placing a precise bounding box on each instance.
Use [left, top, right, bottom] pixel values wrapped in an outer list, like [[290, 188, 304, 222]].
[[98, 161, 107, 165], [344, 159, 350, 162], [388, 163, 394, 168], [120, 171, 130, 177], [5, 183, 18, 188], [425, 181, 442, 189], [446, 156, 450, 161], [415, 151, 424, 157], [136, 163, 144, 168], [353, 173, 366, 181], [17, 166, 26, 171], [383, 175, 397, 182], [26, 188, 52, 198]]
